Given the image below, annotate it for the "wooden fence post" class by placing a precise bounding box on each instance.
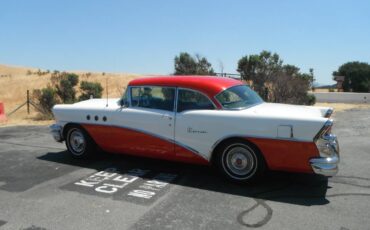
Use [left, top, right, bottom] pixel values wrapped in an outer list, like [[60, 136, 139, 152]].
[[27, 90, 30, 115]]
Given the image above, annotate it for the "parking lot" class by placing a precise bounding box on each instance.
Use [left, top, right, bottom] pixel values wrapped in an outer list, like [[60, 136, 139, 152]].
[[0, 108, 369, 230]]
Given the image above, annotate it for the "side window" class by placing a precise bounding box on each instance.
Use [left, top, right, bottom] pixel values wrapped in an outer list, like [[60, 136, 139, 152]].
[[177, 89, 215, 112], [130, 86, 175, 111]]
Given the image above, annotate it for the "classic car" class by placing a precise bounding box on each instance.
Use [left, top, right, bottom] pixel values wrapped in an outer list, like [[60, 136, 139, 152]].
[[50, 76, 339, 182]]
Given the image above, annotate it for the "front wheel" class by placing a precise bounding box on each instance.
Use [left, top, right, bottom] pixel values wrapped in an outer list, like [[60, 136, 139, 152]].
[[65, 126, 95, 159], [215, 141, 265, 183]]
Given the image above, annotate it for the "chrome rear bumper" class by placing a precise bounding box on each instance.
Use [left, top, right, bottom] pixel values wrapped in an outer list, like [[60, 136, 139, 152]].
[[310, 154, 339, 176], [311, 131, 340, 177]]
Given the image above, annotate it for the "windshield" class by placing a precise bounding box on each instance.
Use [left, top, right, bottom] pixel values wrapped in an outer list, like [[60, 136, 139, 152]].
[[215, 85, 263, 109]]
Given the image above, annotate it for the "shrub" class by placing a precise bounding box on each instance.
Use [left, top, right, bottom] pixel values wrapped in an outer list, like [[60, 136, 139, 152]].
[[306, 94, 316, 105], [329, 88, 335, 92], [32, 86, 59, 119], [55, 73, 79, 103], [79, 81, 103, 101]]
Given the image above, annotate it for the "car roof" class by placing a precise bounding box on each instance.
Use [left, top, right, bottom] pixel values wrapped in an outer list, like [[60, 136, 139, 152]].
[[128, 75, 243, 98]]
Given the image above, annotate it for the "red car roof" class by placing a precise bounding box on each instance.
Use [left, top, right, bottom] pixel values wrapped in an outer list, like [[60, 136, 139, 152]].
[[128, 75, 243, 98]]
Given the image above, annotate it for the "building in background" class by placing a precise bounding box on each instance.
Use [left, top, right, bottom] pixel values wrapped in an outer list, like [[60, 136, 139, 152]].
[[333, 75, 345, 92]]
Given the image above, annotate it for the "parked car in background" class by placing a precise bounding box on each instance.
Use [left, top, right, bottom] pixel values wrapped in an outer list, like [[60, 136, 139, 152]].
[[51, 76, 339, 182]]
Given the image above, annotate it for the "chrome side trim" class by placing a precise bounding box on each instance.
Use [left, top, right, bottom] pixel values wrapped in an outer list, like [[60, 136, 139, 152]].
[[50, 124, 64, 142], [174, 141, 202, 156]]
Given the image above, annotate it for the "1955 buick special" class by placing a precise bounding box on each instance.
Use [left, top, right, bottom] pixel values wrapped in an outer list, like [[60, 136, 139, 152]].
[[50, 76, 339, 182]]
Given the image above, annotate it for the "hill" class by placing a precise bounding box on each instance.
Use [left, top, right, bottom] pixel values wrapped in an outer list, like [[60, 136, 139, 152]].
[[0, 64, 140, 125]]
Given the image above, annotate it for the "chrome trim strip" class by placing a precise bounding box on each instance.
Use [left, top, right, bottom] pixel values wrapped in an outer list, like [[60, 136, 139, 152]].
[[127, 86, 132, 107], [174, 141, 202, 155]]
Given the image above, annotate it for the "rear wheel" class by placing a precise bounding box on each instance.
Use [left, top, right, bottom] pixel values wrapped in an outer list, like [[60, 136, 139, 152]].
[[215, 141, 265, 183], [65, 125, 96, 159]]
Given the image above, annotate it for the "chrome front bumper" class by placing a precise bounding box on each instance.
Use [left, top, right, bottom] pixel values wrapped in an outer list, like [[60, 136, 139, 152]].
[[50, 124, 64, 142], [311, 133, 340, 177]]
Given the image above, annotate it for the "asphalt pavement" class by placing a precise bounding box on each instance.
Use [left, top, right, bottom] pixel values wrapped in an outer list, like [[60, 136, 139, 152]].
[[0, 108, 369, 230]]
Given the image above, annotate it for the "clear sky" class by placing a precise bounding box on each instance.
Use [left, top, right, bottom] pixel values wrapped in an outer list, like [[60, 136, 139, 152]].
[[1, 0, 369, 85]]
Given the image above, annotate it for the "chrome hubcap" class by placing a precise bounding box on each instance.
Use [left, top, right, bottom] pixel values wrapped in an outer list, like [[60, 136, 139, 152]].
[[69, 129, 85, 154], [226, 146, 254, 176]]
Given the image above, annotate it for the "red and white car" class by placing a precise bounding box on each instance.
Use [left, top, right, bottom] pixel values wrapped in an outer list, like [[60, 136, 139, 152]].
[[51, 76, 339, 182]]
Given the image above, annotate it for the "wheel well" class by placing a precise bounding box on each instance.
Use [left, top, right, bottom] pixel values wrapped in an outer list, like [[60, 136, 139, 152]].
[[210, 137, 263, 164], [62, 123, 83, 139]]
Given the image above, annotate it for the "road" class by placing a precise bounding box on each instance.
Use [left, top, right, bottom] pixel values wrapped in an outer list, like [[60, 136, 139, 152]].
[[0, 109, 369, 230]]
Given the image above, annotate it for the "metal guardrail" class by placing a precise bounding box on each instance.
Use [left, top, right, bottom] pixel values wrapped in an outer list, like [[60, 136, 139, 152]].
[[215, 73, 241, 79]]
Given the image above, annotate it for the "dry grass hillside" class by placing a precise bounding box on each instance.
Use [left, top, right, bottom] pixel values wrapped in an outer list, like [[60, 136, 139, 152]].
[[0, 64, 140, 126], [1, 64, 369, 127]]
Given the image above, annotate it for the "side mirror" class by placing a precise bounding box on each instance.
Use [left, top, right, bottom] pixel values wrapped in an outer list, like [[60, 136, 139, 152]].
[[118, 98, 129, 107]]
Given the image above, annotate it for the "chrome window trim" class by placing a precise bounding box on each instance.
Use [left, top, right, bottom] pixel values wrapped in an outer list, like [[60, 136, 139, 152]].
[[118, 87, 131, 107], [174, 87, 179, 113], [125, 85, 216, 113], [214, 84, 264, 110], [176, 87, 217, 113], [127, 85, 177, 112]]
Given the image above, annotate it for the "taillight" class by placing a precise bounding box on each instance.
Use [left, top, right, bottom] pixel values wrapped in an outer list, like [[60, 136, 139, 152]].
[[314, 119, 339, 158]]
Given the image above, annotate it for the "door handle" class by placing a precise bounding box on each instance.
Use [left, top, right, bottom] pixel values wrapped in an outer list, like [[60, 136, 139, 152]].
[[162, 114, 173, 120]]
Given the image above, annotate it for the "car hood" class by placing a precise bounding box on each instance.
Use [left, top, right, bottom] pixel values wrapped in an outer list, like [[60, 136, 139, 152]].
[[250, 103, 332, 119]]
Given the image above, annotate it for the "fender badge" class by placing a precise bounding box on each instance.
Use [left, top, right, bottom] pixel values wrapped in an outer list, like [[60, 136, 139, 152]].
[[187, 127, 207, 134]]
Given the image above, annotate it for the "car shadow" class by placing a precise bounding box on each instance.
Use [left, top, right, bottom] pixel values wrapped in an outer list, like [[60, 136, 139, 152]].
[[38, 150, 330, 206]]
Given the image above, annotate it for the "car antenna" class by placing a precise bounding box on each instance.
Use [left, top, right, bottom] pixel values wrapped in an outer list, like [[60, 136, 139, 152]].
[[106, 77, 109, 107]]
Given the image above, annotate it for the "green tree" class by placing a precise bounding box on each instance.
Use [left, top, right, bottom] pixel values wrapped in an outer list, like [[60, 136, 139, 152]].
[[282, 64, 300, 76], [333, 61, 370, 92], [237, 50, 283, 96], [79, 81, 104, 101], [174, 52, 214, 75], [237, 50, 315, 105], [195, 54, 215, 75]]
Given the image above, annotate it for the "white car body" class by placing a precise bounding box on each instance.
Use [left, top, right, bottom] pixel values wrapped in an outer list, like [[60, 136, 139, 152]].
[[51, 76, 339, 178]]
